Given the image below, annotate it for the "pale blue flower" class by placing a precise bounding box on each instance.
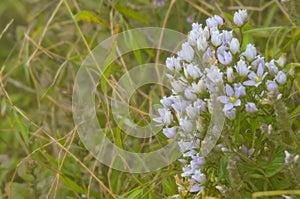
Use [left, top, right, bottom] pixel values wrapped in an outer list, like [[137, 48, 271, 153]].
[[217, 46, 232, 65], [186, 104, 198, 119], [243, 44, 256, 61], [226, 67, 234, 82], [284, 150, 299, 165], [221, 30, 233, 44], [188, 23, 202, 45], [230, 38, 240, 54], [266, 59, 278, 75], [179, 118, 194, 133], [171, 98, 189, 113], [190, 184, 204, 193], [192, 170, 206, 183], [166, 56, 176, 71], [234, 9, 247, 26], [171, 79, 187, 93], [219, 84, 241, 111], [234, 83, 246, 97], [245, 102, 258, 113], [205, 65, 223, 84], [160, 96, 175, 108], [191, 156, 205, 169], [202, 47, 215, 62], [152, 0, 165, 6], [163, 126, 177, 138], [187, 16, 194, 24], [241, 145, 255, 157], [235, 59, 249, 76], [206, 15, 223, 28], [178, 42, 194, 62], [211, 31, 222, 46], [197, 35, 208, 51], [194, 99, 207, 113], [184, 63, 202, 79], [184, 86, 197, 100], [275, 71, 287, 84], [191, 79, 206, 93], [266, 80, 278, 94], [153, 108, 173, 126], [251, 55, 264, 69], [243, 64, 267, 87]]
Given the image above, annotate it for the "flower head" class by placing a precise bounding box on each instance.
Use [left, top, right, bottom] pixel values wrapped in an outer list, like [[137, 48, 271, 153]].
[[243, 44, 256, 61], [275, 71, 287, 85], [230, 38, 240, 54], [243, 64, 267, 87], [234, 9, 247, 26], [219, 84, 241, 112], [178, 42, 194, 62], [217, 46, 232, 65], [245, 102, 258, 113], [235, 59, 249, 76]]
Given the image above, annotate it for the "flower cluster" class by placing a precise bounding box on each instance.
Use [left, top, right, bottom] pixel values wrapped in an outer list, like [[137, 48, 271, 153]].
[[154, 9, 298, 198]]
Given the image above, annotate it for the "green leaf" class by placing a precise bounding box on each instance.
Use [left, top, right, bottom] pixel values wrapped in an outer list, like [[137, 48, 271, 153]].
[[127, 189, 143, 199], [75, 10, 110, 28], [290, 104, 300, 119], [114, 4, 148, 23], [162, 176, 177, 196], [265, 150, 285, 177], [99, 41, 117, 93], [60, 175, 85, 194], [14, 110, 29, 145]]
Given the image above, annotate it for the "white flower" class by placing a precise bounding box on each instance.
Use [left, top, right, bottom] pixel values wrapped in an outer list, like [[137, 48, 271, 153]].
[[234, 9, 247, 26], [188, 23, 202, 45], [178, 42, 194, 62], [171, 80, 187, 93], [192, 170, 206, 183], [160, 96, 175, 108], [184, 86, 197, 100], [197, 35, 208, 51], [226, 67, 234, 83], [202, 47, 215, 62], [163, 126, 177, 138], [194, 98, 207, 113], [206, 15, 223, 28], [191, 79, 206, 93], [243, 44, 256, 60], [266, 80, 278, 94], [277, 56, 286, 67], [235, 59, 249, 76], [180, 118, 194, 133], [284, 150, 299, 165], [245, 102, 258, 113], [225, 108, 236, 120], [186, 104, 198, 119], [166, 56, 175, 70], [171, 98, 189, 113], [275, 71, 287, 84], [234, 83, 246, 97], [230, 38, 240, 54], [174, 57, 182, 71], [266, 59, 278, 75], [184, 63, 202, 79], [251, 55, 265, 69], [217, 46, 232, 65], [154, 108, 173, 126], [211, 31, 222, 46], [221, 30, 233, 44], [205, 65, 223, 85]]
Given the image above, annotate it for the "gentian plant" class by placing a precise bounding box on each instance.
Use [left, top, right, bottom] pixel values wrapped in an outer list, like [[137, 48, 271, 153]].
[[154, 10, 300, 198]]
